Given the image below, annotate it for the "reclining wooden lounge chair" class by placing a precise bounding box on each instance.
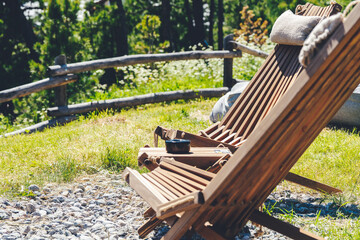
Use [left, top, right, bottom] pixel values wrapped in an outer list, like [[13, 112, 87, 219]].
[[139, 3, 343, 195], [123, 3, 360, 239]]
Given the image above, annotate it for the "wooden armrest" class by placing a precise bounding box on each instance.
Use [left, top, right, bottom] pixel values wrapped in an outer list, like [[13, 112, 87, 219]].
[[155, 191, 204, 220]]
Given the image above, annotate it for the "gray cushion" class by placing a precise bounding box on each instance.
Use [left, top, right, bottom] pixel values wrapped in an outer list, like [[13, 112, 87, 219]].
[[270, 10, 322, 46]]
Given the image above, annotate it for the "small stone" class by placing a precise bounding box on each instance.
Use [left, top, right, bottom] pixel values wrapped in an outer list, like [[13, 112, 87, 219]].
[[106, 201, 115, 206], [38, 210, 47, 217], [61, 191, 70, 197], [74, 189, 84, 194], [23, 226, 31, 235], [28, 185, 40, 192], [42, 188, 51, 194], [68, 226, 79, 235], [77, 184, 85, 191], [0, 210, 10, 220], [26, 203, 36, 213]]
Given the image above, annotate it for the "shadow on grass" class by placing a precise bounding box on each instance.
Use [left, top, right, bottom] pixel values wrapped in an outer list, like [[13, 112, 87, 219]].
[[265, 195, 360, 219]]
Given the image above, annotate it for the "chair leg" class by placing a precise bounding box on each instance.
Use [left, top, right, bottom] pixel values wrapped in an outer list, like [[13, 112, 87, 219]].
[[161, 209, 199, 240], [138, 214, 178, 238], [284, 172, 342, 194], [249, 210, 325, 240], [138, 215, 163, 238], [197, 225, 228, 240]]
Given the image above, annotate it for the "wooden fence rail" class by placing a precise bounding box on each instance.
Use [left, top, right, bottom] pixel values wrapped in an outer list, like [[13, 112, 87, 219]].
[[47, 88, 229, 117], [0, 74, 77, 104], [231, 41, 269, 59], [2, 35, 272, 136], [47, 50, 242, 77]]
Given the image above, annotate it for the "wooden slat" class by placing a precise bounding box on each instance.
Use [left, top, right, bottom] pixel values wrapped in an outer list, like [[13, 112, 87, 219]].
[[207, 125, 225, 139], [221, 45, 285, 128], [122, 168, 167, 207], [214, 129, 230, 141], [160, 161, 210, 186], [156, 191, 204, 219], [144, 207, 156, 218], [222, 133, 236, 143], [143, 173, 177, 201], [160, 162, 209, 187], [226, 46, 288, 134], [238, 47, 300, 139], [161, 209, 200, 240], [249, 210, 325, 240], [284, 172, 342, 194], [148, 171, 185, 197], [161, 157, 216, 180], [156, 168, 200, 192], [231, 46, 293, 137], [203, 121, 220, 135], [152, 170, 191, 195], [138, 215, 163, 238]]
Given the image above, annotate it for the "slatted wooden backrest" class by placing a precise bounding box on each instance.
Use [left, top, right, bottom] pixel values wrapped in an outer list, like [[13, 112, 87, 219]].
[[181, 4, 360, 239], [203, 3, 341, 147]]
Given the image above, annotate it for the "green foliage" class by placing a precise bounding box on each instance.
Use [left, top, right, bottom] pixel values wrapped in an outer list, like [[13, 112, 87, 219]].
[[234, 6, 269, 47], [133, 15, 169, 54]]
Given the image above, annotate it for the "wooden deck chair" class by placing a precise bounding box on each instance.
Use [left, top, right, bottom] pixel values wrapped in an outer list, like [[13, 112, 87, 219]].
[[123, 3, 360, 239], [142, 3, 343, 195]]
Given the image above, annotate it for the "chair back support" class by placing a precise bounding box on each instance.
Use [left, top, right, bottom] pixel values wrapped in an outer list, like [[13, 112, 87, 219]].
[[194, 4, 360, 237], [204, 3, 342, 147]]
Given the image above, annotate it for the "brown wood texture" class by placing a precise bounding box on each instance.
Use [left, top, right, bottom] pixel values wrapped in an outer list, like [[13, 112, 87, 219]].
[[249, 210, 325, 240], [0, 74, 77, 104], [47, 88, 229, 117], [48, 51, 242, 77], [138, 147, 232, 170], [126, 3, 354, 240], [231, 41, 269, 59], [199, 3, 360, 237], [153, 3, 342, 195], [197, 226, 227, 240], [158, 3, 354, 239], [284, 172, 342, 194]]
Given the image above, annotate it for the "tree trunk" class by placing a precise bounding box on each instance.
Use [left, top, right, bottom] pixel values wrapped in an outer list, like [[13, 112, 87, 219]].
[[218, 0, 224, 49], [115, 0, 128, 56], [209, 0, 215, 47], [192, 0, 206, 47], [2, 0, 39, 61], [184, 0, 195, 46], [160, 0, 174, 51]]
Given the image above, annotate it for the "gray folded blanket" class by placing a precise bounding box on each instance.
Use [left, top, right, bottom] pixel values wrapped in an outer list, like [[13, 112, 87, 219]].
[[299, 13, 343, 67], [270, 10, 322, 46]]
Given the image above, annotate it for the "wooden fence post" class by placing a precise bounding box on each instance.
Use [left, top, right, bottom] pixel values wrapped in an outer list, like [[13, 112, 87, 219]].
[[223, 34, 236, 88], [54, 55, 67, 106]]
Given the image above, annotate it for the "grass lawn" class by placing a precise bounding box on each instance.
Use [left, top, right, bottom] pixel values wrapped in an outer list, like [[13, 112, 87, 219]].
[[1, 98, 360, 239]]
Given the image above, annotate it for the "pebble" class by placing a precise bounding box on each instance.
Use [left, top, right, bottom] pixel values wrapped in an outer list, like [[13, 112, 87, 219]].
[[28, 185, 40, 192], [1, 171, 359, 240]]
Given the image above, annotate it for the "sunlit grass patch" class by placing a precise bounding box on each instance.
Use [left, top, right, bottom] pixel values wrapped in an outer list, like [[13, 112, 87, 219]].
[[0, 98, 216, 197]]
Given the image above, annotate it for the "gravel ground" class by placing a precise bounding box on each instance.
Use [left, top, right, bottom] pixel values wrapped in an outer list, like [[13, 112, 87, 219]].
[[0, 171, 359, 240]]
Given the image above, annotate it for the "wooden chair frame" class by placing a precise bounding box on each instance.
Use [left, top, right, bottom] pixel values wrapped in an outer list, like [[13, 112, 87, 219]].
[[149, 3, 343, 195], [123, 2, 360, 240]]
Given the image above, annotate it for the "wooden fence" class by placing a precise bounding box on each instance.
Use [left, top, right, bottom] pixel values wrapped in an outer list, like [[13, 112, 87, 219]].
[[0, 35, 269, 137]]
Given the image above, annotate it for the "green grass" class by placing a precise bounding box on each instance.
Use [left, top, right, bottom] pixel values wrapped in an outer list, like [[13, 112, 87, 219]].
[[293, 128, 360, 195], [0, 98, 360, 238], [0, 99, 215, 196]]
